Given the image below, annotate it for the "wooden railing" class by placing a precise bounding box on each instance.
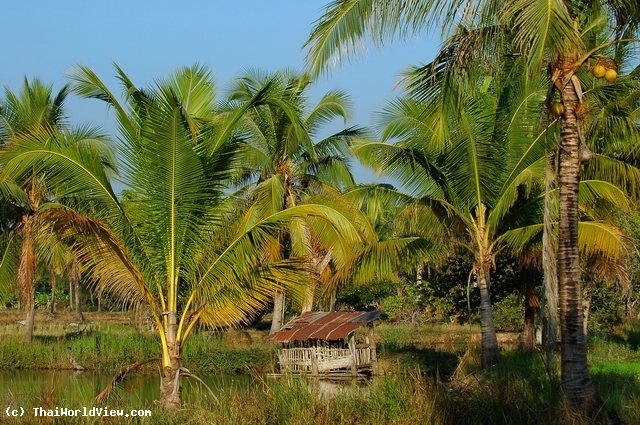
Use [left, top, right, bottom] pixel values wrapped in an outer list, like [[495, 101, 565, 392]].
[[278, 345, 376, 375]]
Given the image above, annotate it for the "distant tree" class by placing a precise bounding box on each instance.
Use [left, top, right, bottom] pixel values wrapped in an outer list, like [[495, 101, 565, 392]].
[[229, 70, 368, 329], [0, 80, 108, 341]]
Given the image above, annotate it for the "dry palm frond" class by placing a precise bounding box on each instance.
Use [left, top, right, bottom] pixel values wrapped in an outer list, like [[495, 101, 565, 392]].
[[93, 358, 159, 405], [179, 367, 219, 404]]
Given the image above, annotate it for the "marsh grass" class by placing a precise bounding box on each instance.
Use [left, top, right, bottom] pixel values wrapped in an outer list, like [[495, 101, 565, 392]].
[[0, 322, 277, 374], [1, 371, 627, 425], [0, 318, 638, 424]]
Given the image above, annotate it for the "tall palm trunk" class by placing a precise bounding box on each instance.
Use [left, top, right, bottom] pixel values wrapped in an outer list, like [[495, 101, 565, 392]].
[[302, 251, 332, 313], [556, 61, 600, 413], [474, 206, 499, 367], [159, 313, 181, 410], [19, 219, 36, 343], [477, 260, 500, 367], [543, 156, 559, 371], [523, 275, 540, 353], [329, 288, 337, 312], [24, 296, 36, 343], [50, 269, 56, 314], [270, 291, 286, 333], [69, 277, 73, 311], [270, 174, 295, 332], [301, 284, 315, 313], [70, 259, 84, 322]]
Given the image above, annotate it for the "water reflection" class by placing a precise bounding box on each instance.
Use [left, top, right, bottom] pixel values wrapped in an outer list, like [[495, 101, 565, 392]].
[[0, 370, 255, 410], [0, 370, 367, 410]]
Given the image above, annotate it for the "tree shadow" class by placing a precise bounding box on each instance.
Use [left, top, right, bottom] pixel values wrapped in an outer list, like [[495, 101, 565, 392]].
[[594, 327, 640, 351], [591, 371, 640, 417], [624, 330, 640, 351], [377, 342, 461, 379], [33, 328, 92, 343]]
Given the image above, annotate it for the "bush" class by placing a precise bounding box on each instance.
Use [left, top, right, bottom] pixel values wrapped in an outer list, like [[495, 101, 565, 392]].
[[492, 293, 523, 332], [337, 280, 396, 311]]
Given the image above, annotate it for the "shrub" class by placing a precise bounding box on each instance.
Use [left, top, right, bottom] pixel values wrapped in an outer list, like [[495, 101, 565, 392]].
[[492, 293, 523, 332]]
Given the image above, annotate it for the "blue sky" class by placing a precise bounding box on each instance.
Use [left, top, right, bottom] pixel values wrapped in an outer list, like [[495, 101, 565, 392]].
[[1, 1, 440, 183]]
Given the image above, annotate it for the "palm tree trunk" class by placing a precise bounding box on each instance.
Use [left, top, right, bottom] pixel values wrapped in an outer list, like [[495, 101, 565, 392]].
[[69, 277, 73, 311], [159, 315, 181, 410], [523, 279, 539, 353], [19, 222, 36, 343], [583, 294, 591, 338], [557, 64, 600, 413], [71, 259, 84, 322], [302, 251, 332, 313], [543, 156, 559, 371], [270, 291, 286, 334], [23, 289, 36, 343], [477, 261, 499, 367], [74, 277, 83, 322], [329, 288, 337, 312], [50, 269, 56, 314], [301, 283, 315, 313]]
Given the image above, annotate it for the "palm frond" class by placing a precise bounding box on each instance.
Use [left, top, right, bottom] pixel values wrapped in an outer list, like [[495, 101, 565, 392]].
[[305, 89, 352, 134], [0, 127, 122, 219], [304, 0, 469, 75], [331, 237, 445, 289], [578, 221, 627, 261], [578, 179, 631, 212], [505, 0, 580, 67], [0, 236, 19, 301], [582, 153, 640, 199]]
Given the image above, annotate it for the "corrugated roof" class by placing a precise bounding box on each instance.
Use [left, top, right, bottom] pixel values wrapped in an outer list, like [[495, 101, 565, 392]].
[[269, 311, 382, 343]]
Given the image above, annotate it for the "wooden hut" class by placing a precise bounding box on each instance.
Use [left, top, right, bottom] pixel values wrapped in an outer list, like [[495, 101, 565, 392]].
[[269, 311, 381, 377]]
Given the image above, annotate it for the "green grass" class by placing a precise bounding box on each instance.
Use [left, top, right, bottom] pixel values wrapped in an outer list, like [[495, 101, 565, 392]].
[[0, 323, 277, 373]]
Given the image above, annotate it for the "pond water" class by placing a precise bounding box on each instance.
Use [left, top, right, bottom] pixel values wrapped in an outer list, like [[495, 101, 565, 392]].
[[0, 370, 365, 411], [0, 370, 257, 410]]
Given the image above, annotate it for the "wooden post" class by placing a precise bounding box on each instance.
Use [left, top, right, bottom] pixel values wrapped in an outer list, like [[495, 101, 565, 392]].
[[311, 346, 318, 376], [369, 328, 378, 375], [349, 335, 357, 377]]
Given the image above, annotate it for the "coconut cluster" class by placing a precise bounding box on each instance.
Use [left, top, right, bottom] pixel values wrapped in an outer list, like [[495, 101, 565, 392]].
[[548, 61, 618, 118], [592, 64, 617, 82]]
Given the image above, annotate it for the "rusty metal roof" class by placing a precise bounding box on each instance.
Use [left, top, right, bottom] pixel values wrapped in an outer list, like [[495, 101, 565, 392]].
[[268, 311, 382, 343]]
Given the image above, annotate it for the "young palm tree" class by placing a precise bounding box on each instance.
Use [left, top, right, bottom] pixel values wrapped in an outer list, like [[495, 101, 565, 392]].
[[1, 64, 366, 409], [305, 0, 640, 412]]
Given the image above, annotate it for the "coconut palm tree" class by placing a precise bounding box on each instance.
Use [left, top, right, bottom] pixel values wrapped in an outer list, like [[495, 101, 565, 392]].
[[353, 59, 629, 367], [0, 126, 112, 340], [1, 64, 367, 410], [0, 79, 105, 342], [0, 78, 68, 141], [353, 65, 547, 366], [305, 0, 640, 412], [228, 69, 370, 329]]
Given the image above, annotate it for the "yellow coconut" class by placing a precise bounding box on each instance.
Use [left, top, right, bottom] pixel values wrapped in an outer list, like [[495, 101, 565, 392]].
[[592, 64, 606, 78], [605, 68, 618, 82], [550, 102, 565, 117]]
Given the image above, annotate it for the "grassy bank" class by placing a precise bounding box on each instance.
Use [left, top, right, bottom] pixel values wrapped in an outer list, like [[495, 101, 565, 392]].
[[0, 323, 277, 374]]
